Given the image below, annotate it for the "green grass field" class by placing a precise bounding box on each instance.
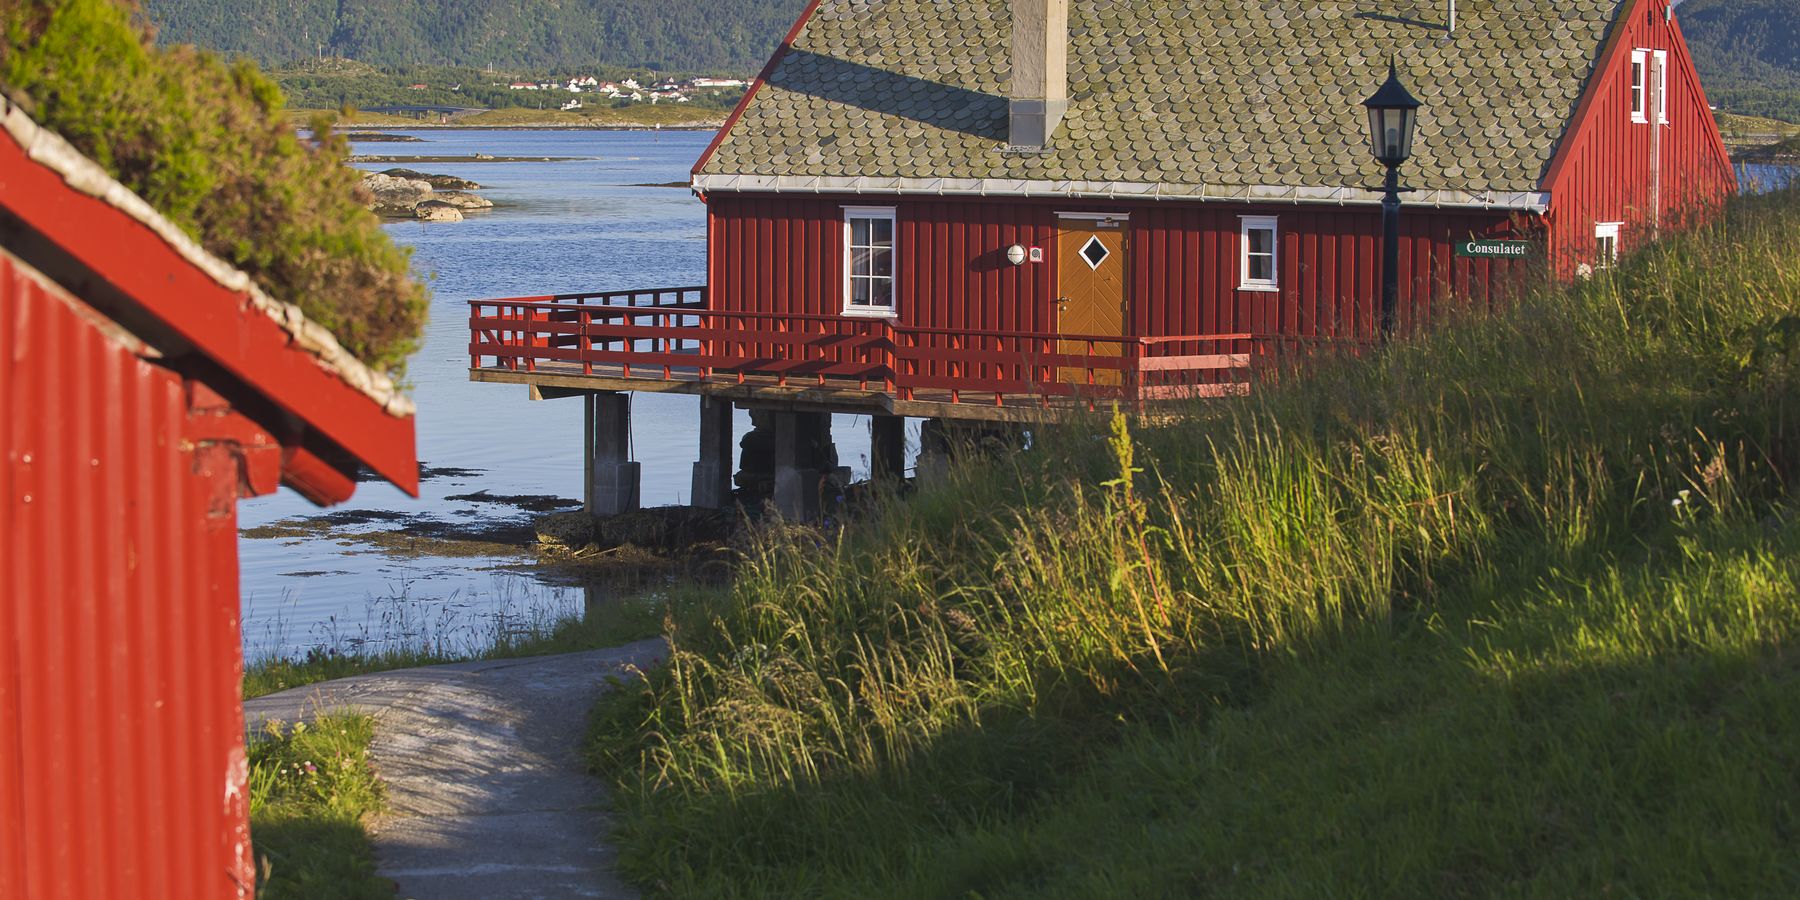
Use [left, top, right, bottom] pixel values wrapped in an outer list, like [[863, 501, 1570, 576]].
[[588, 188, 1800, 897], [248, 715, 389, 899]]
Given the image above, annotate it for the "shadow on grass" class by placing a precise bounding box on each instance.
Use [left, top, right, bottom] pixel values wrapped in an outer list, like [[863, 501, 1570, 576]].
[[252, 817, 391, 900]]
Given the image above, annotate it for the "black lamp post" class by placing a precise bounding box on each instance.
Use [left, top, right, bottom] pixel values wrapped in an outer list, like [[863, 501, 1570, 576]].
[[1364, 62, 1421, 341]]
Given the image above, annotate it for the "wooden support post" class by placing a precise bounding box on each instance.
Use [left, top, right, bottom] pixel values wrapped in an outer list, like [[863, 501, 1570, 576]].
[[871, 415, 906, 485], [691, 396, 735, 509], [588, 392, 640, 517]]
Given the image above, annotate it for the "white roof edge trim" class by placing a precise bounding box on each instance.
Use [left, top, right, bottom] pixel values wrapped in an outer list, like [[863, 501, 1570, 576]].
[[1, 93, 415, 418], [692, 173, 1551, 213]]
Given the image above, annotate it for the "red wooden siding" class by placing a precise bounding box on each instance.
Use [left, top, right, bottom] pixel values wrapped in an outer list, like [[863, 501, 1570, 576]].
[[707, 194, 1531, 344], [1542, 0, 1736, 273], [2, 251, 255, 900]]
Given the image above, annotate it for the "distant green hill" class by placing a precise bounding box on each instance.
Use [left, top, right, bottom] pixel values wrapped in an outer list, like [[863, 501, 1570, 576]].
[[139, 0, 1800, 123], [1679, 0, 1800, 123], [140, 0, 809, 73]]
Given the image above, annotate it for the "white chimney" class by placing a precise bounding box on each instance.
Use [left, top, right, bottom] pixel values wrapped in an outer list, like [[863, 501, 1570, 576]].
[[1009, 0, 1068, 148]]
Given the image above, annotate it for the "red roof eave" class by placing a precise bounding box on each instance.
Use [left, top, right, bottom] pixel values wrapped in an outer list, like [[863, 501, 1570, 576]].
[[0, 122, 420, 501]]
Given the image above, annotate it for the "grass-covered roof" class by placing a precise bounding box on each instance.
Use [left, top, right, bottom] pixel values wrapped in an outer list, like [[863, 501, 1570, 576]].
[[1, 0, 427, 375]]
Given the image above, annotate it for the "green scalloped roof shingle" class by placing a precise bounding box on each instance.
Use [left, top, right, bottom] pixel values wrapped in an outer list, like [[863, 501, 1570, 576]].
[[700, 0, 1625, 195]]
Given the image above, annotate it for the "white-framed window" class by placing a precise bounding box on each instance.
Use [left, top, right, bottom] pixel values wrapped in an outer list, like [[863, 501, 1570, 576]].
[[842, 206, 896, 316], [1631, 50, 1647, 122], [1239, 216, 1279, 292], [1631, 49, 1669, 124], [1594, 222, 1622, 269]]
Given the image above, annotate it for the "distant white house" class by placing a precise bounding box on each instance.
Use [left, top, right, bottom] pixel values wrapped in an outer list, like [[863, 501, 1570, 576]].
[[508, 82, 538, 90], [692, 77, 748, 89], [561, 98, 583, 111]]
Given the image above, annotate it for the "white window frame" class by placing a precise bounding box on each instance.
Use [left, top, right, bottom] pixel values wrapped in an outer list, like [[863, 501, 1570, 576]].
[[1239, 216, 1279, 292], [1594, 222, 1622, 269], [841, 206, 897, 317], [1631, 49, 1669, 125], [1631, 49, 1648, 123], [1653, 49, 1669, 125]]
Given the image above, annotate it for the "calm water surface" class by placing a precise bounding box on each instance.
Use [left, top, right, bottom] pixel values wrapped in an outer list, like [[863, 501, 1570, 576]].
[[239, 130, 892, 660], [239, 142, 1796, 660], [1739, 162, 1798, 192]]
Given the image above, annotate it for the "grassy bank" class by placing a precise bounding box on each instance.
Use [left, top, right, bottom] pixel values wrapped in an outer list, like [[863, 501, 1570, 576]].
[[290, 104, 725, 131], [243, 588, 665, 699], [249, 715, 387, 899], [589, 188, 1800, 897]]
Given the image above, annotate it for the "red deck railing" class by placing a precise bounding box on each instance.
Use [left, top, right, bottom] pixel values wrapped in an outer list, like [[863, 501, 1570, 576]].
[[468, 286, 1359, 407]]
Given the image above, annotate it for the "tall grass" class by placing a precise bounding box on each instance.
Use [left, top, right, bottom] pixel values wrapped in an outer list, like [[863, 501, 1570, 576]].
[[591, 189, 1800, 896]]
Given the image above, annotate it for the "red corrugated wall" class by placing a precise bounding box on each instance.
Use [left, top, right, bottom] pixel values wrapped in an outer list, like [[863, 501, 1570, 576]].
[[1, 250, 255, 899], [1543, 0, 1736, 273], [707, 194, 1530, 342]]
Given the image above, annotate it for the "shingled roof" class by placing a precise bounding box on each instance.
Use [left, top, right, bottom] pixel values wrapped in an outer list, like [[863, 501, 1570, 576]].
[[695, 0, 1629, 210]]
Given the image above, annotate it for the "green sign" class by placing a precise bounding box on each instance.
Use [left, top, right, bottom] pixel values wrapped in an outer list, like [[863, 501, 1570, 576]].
[[1456, 239, 1533, 259]]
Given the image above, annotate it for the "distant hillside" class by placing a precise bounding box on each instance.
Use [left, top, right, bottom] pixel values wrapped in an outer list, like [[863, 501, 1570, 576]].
[[1679, 0, 1800, 123], [140, 0, 809, 73]]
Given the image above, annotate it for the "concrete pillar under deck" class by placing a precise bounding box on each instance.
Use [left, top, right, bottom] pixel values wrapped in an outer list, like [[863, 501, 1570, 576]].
[[586, 392, 640, 517], [771, 411, 830, 520], [916, 418, 952, 485], [871, 415, 907, 485], [691, 396, 735, 509]]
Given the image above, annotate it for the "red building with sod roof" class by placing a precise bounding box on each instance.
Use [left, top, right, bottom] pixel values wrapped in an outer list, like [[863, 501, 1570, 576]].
[[468, 0, 1734, 519], [1, 96, 419, 898]]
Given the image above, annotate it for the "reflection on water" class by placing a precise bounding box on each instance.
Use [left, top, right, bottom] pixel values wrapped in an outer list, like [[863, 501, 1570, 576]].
[[1739, 162, 1797, 193], [239, 129, 900, 660]]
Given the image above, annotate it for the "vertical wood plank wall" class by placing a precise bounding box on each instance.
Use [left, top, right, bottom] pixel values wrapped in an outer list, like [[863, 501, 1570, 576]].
[[707, 194, 1529, 343], [1543, 0, 1736, 273]]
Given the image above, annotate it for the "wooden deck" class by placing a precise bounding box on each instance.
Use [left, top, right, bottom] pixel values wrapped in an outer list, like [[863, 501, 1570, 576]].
[[467, 287, 1326, 423], [471, 362, 1249, 423]]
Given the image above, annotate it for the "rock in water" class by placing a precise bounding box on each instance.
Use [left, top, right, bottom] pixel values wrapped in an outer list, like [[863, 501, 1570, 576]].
[[436, 191, 494, 210], [381, 168, 482, 191], [362, 172, 433, 216], [415, 200, 464, 223]]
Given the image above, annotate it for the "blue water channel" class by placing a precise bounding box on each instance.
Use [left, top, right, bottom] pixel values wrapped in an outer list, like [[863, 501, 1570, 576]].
[[237, 130, 897, 661]]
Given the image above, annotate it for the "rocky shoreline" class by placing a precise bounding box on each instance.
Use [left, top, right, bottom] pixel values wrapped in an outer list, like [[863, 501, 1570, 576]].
[[359, 168, 493, 222]]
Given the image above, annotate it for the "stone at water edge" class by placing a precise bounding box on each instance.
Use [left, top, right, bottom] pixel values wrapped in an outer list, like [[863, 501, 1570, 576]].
[[415, 200, 464, 223], [361, 172, 433, 216], [533, 507, 735, 555], [380, 168, 483, 191], [436, 191, 494, 210]]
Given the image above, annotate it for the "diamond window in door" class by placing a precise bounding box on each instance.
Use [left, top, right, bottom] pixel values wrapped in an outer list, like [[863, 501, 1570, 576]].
[[1080, 235, 1111, 270]]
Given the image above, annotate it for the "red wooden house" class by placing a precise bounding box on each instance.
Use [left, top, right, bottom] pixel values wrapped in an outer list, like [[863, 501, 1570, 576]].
[[1, 98, 419, 898], [469, 0, 1733, 517]]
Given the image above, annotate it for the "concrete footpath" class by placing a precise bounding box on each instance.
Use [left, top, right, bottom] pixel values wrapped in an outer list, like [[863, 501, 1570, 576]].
[[244, 640, 667, 900]]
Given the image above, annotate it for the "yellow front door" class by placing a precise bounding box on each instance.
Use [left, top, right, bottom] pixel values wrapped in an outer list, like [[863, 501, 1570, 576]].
[[1056, 215, 1128, 386]]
